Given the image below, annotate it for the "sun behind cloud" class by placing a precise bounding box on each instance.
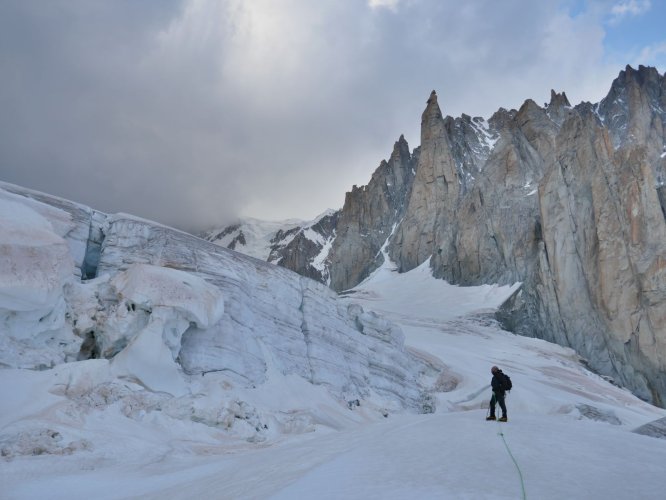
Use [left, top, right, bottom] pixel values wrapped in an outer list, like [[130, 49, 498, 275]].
[[368, 0, 401, 11]]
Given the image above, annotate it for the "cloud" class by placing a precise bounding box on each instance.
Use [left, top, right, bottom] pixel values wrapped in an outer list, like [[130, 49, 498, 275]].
[[609, 0, 651, 24], [368, 0, 401, 11], [0, 0, 626, 231], [636, 41, 666, 70]]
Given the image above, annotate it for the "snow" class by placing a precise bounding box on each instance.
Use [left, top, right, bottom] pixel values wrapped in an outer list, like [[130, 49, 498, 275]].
[[593, 102, 604, 123], [205, 217, 305, 260], [522, 181, 537, 197], [311, 233, 335, 280], [205, 209, 337, 263], [0, 195, 74, 311], [0, 181, 95, 272], [303, 211, 338, 271], [348, 257, 520, 322], [302, 227, 325, 245], [312, 208, 338, 222], [110, 263, 225, 329], [0, 192, 80, 369], [109, 319, 191, 396], [471, 116, 499, 152], [2, 186, 666, 499], [661, 152, 665, 159]]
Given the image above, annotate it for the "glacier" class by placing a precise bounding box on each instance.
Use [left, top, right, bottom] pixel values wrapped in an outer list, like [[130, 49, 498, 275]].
[[0, 181, 438, 441]]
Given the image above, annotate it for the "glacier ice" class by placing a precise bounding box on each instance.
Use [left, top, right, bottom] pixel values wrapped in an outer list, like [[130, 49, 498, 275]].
[[0, 182, 438, 450]]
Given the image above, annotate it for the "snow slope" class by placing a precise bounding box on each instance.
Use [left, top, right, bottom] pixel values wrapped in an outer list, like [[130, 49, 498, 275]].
[[202, 217, 305, 261], [2, 186, 666, 499], [4, 276, 666, 499]]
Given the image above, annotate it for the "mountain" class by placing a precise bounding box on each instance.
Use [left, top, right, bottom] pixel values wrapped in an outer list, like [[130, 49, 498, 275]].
[[209, 65, 666, 409], [201, 217, 305, 260], [202, 210, 339, 285], [2, 184, 666, 497]]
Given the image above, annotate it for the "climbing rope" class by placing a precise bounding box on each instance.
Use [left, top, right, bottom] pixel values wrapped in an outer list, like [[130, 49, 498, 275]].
[[496, 421, 527, 500]]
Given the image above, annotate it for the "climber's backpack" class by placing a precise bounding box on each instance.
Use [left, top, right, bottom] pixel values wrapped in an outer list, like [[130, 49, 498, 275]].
[[501, 373, 512, 391]]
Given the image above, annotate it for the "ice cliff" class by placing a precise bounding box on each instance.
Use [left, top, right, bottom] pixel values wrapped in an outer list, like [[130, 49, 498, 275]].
[[0, 182, 439, 450]]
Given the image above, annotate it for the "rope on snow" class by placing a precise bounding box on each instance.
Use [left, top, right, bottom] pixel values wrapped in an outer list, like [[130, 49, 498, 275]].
[[496, 421, 527, 500]]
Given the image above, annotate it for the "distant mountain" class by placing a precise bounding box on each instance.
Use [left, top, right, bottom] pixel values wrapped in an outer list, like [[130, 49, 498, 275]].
[[202, 217, 305, 261], [212, 65, 666, 408], [203, 209, 339, 285]]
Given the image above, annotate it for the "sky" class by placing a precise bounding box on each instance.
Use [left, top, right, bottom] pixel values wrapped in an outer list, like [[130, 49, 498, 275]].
[[1, 0, 665, 231]]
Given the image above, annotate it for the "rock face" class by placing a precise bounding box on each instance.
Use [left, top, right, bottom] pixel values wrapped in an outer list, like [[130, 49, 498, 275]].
[[495, 104, 665, 402], [495, 68, 665, 406], [421, 67, 665, 406], [328, 134, 417, 290], [233, 65, 666, 407], [391, 92, 461, 273], [274, 210, 339, 285]]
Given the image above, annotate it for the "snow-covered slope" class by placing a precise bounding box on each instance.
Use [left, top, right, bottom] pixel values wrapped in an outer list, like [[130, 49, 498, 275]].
[[2, 183, 666, 499], [202, 209, 339, 284], [202, 217, 305, 261]]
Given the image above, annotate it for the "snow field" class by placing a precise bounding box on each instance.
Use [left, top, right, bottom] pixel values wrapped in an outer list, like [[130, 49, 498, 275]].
[[4, 259, 666, 499]]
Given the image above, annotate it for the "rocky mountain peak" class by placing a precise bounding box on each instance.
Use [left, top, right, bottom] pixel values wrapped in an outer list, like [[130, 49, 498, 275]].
[[597, 65, 665, 166], [621, 64, 662, 86], [391, 134, 411, 163], [606, 64, 664, 110], [421, 90, 446, 143], [549, 89, 571, 108], [488, 107, 517, 130], [546, 90, 573, 126], [516, 99, 546, 122], [513, 98, 558, 158]]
